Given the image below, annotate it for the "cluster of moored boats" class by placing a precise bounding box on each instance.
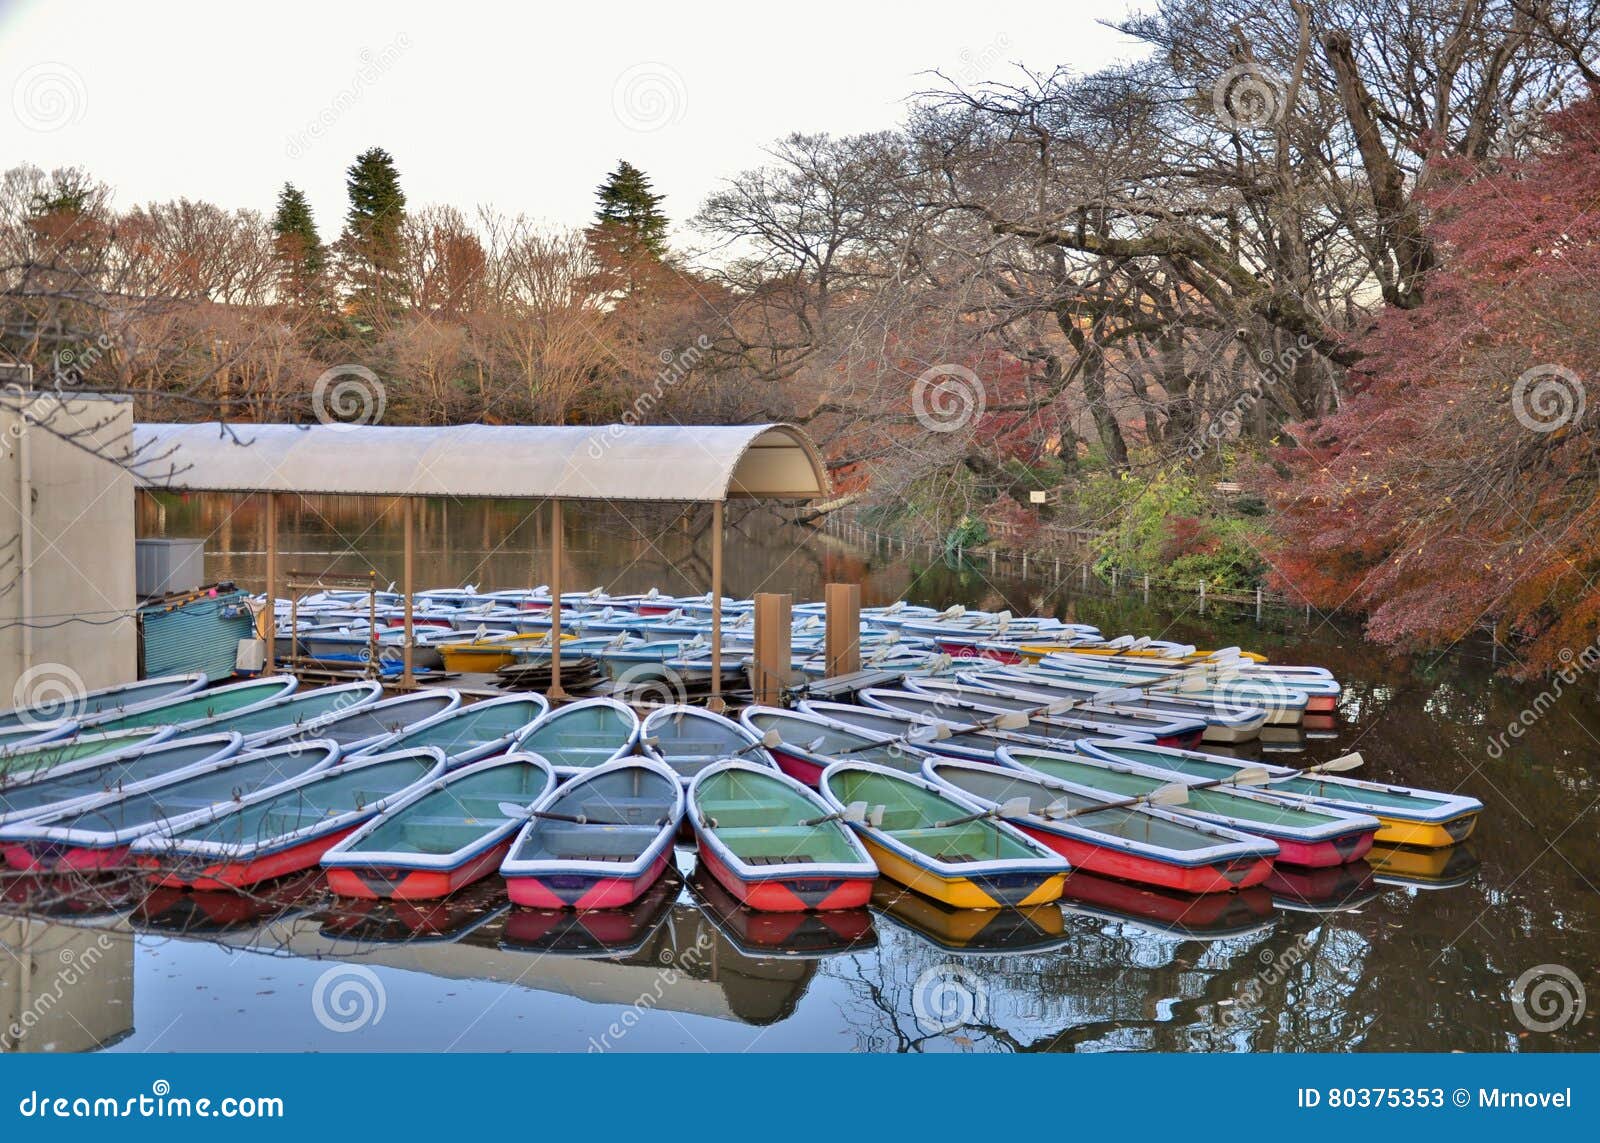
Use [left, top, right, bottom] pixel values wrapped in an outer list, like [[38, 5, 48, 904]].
[[0, 596, 1482, 919]]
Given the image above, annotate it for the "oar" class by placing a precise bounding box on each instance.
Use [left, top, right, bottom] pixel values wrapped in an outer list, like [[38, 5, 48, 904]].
[[497, 801, 626, 827], [1302, 752, 1363, 774], [933, 795, 1033, 829], [798, 801, 869, 828], [731, 729, 782, 757], [1041, 781, 1190, 820]]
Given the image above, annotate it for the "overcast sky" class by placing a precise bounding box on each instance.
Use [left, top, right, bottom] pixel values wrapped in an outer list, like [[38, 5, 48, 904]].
[[2, 0, 1148, 239]]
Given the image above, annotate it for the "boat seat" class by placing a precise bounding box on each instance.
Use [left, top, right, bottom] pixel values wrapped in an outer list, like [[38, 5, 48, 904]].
[[697, 799, 790, 828], [560, 798, 664, 824]]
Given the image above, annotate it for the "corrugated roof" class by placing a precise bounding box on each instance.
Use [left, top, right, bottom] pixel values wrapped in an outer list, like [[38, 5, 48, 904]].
[[130, 422, 830, 502]]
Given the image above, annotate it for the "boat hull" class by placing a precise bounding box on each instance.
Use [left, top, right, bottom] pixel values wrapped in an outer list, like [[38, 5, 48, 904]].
[[770, 746, 826, 788], [137, 826, 362, 890], [1271, 828, 1375, 869], [859, 835, 1065, 909], [326, 840, 513, 901], [694, 840, 874, 913], [1371, 811, 1478, 849], [4, 841, 129, 873], [504, 850, 672, 911], [1016, 825, 1273, 894]]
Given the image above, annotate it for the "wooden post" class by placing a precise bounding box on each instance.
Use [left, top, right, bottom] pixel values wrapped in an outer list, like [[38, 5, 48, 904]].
[[1255, 584, 1263, 622], [263, 493, 278, 673], [752, 592, 792, 705], [825, 582, 861, 678], [402, 496, 416, 688], [709, 500, 725, 712], [1199, 580, 1206, 614], [547, 499, 566, 701]]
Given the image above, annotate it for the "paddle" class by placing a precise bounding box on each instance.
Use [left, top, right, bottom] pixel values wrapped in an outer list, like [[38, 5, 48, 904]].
[[731, 730, 782, 757], [497, 801, 629, 828], [1040, 781, 1190, 820], [933, 795, 1033, 829], [798, 801, 869, 828]]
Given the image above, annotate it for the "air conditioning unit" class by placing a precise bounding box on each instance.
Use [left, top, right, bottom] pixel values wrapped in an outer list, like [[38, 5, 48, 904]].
[[136, 538, 205, 597]]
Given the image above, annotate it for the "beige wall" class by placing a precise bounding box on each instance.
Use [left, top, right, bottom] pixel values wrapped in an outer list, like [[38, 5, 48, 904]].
[[0, 917, 134, 1053], [0, 394, 137, 705]]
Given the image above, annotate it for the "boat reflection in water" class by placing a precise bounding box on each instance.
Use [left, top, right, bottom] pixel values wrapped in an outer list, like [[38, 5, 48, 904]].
[[132, 870, 326, 935], [500, 871, 681, 958], [1, 870, 146, 922], [318, 880, 511, 946], [689, 867, 875, 960], [1366, 843, 1480, 889], [1264, 862, 1382, 914], [1057, 869, 1277, 941], [870, 880, 1070, 953]]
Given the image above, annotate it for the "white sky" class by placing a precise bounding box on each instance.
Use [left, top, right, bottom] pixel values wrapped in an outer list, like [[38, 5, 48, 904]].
[[2, 0, 1148, 239]]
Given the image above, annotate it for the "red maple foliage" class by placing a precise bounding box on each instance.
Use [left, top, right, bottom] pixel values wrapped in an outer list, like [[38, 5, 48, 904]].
[[1263, 93, 1600, 675]]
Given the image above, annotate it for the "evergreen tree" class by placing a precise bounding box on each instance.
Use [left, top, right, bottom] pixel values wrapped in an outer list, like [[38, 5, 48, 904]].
[[340, 146, 407, 322], [270, 182, 324, 301], [586, 160, 668, 283]]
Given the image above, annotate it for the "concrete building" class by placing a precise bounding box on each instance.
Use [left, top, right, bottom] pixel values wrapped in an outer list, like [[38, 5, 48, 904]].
[[0, 393, 137, 706]]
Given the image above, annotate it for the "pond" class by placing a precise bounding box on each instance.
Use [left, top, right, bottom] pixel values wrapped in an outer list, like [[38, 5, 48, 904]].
[[1, 494, 1595, 1053]]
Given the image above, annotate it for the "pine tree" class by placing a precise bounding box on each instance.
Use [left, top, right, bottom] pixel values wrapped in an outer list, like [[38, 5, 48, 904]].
[[340, 146, 407, 323], [270, 182, 324, 302], [586, 161, 668, 289]]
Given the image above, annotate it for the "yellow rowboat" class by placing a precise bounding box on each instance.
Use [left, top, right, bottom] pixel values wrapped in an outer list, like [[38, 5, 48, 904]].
[[818, 761, 1068, 910], [1366, 812, 1478, 850], [870, 879, 1067, 951], [436, 633, 574, 673], [1366, 842, 1480, 888], [1018, 642, 1269, 665]]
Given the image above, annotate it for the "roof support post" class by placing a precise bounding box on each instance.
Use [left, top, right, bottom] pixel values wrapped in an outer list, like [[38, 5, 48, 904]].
[[546, 498, 566, 702], [401, 495, 415, 689], [263, 492, 278, 674], [709, 499, 725, 712]]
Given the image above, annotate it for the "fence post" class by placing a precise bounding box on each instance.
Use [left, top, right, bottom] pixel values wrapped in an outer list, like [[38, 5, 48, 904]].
[[1255, 585, 1263, 622], [1198, 580, 1206, 614], [1054, 557, 1060, 578], [1143, 574, 1149, 602], [1021, 553, 1028, 576]]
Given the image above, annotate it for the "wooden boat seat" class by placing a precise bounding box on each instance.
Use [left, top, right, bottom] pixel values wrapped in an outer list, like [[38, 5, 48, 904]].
[[565, 798, 663, 824], [528, 822, 658, 863], [697, 799, 790, 828]]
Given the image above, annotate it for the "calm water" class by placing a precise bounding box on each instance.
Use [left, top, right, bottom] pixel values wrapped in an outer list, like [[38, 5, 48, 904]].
[[1, 495, 1596, 1053]]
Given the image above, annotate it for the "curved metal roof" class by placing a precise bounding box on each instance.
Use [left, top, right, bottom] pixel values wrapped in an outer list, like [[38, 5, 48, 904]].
[[130, 422, 831, 502]]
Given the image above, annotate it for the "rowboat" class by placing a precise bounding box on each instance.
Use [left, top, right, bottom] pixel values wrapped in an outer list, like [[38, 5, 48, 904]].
[[0, 733, 243, 827], [1076, 740, 1482, 849], [0, 672, 207, 729], [157, 681, 383, 742], [131, 747, 447, 889], [818, 760, 1068, 909], [691, 867, 877, 957], [1366, 842, 1480, 889], [798, 699, 1150, 763], [245, 689, 460, 751], [355, 694, 549, 766], [1057, 869, 1277, 941], [500, 758, 683, 910], [321, 752, 556, 900], [869, 880, 1069, 953], [738, 706, 932, 785], [0, 727, 179, 784], [0, 722, 77, 753], [949, 668, 1268, 743], [640, 705, 778, 785], [690, 760, 877, 912], [514, 698, 639, 777], [0, 740, 340, 872], [76, 675, 300, 733], [999, 744, 1379, 868], [1043, 653, 1341, 715], [1036, 658, 1309, 725], [1019, 638, 1268, 665], [860, 683, 1206, 747], [924, 757, 1277, 893]]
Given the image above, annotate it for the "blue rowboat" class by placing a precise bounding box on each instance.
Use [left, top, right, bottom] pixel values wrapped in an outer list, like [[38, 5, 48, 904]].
[[355, 693, 548, 766], [244, 689, 460, 751], [0, 733, 243, 827], [0, 672, 207, 730], [514, 698, 639, 777], [640, 705, 778, 785]]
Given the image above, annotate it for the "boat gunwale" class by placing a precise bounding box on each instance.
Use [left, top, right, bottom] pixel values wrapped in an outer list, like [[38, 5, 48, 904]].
[[690, 758, 877, 882], [499, 756, 684, 880], [241, 688, 462, 752], [0, 732, 244, 828], [353, 691, 550, 765]]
